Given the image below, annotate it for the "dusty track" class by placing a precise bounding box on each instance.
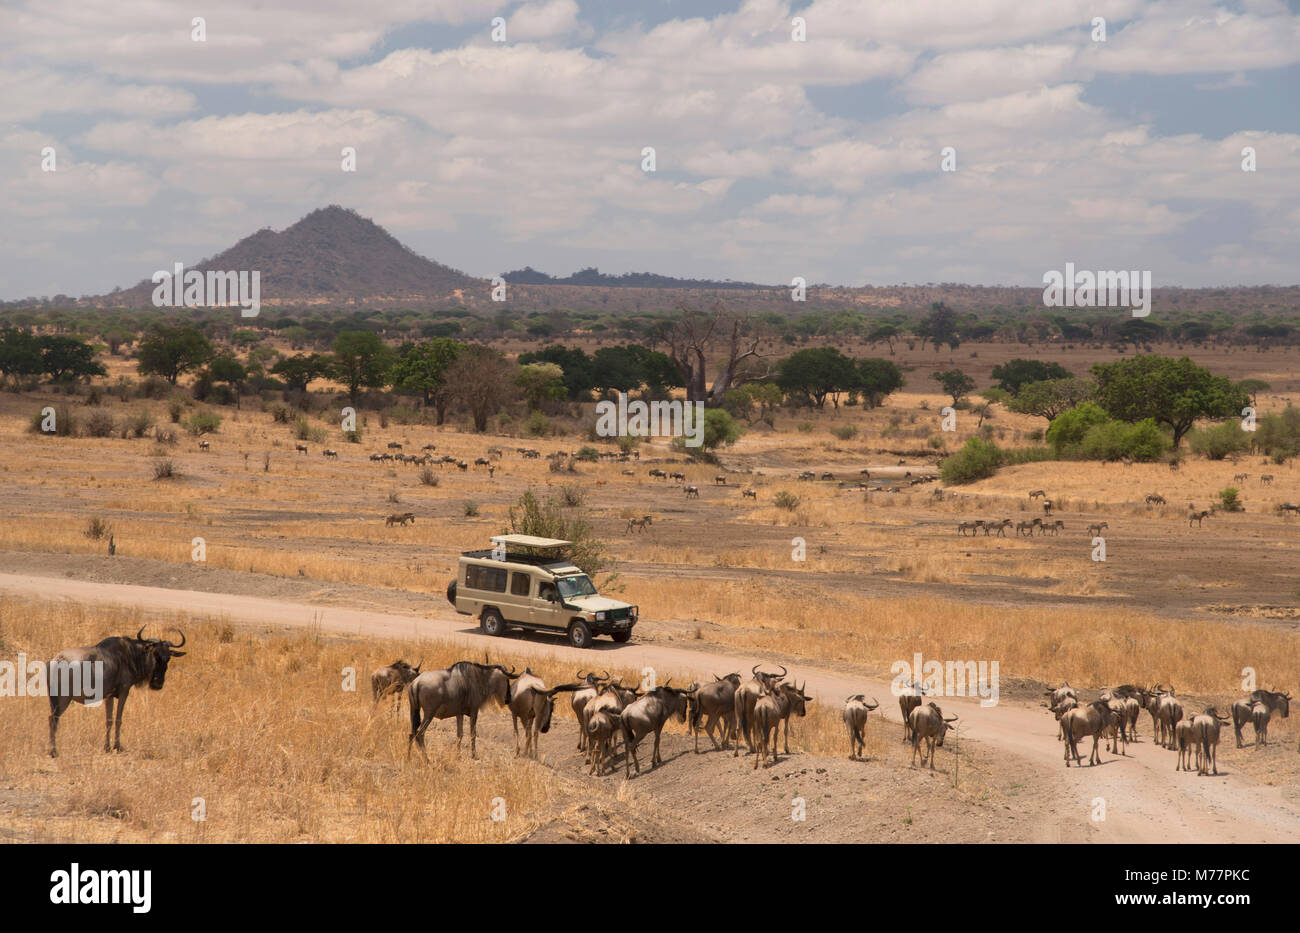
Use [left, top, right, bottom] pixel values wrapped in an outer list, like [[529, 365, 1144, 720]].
[[2, 570, 1298, 843]]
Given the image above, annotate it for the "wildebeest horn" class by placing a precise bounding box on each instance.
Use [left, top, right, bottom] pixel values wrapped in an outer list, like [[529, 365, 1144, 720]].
[[777, 665, 787, 678], [600, 670, 610, 681], [752, 664, 761, 676], [944, 714, 959, 722], [136, 625, 148, 641], [165, 629, 186, 648], [866, 696, 880, 709], [662, 677, 672, 688], [576, 669, 588, 681]]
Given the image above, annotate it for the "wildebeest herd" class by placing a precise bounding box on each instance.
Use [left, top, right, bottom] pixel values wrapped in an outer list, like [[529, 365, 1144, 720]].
[[1045, 681, 1292, 775]]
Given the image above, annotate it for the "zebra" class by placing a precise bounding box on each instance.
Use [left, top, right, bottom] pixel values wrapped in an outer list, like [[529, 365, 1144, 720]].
[[957, 520, 984, 536], [1261, 474, 1274, 486], [1086, 521, 1108, 536], [1188, 510, 1210, 527], [985, 518, 1012, 537], [626, 515, 653, 533], [1016, 518, 1041, 536], [1144, 494, 1166, 506], [1233, 473, 1249, 483], [1028, 490, 1046, 500]]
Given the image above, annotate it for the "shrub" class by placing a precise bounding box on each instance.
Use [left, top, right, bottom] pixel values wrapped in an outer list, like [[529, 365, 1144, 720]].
[[85, 411, 116, 438], [184, 411, 222, 436], [774, 491, 800, 511], [344, 429, 362, 444], [1001, 445, 1054, 465], [152, 459, 177, 480], [1045, 402, 1109, 455], [84, 516, 113, 540], [1188, 421, 1252, 461], [575, 446, 600, 462], [387, 490, 400, 503], [126, 411, 155, 438], [940, 437, 1004, 484], [463, 501, 480, 517], [155, 427, 177, 445], [1079, 418, 1168, 461], [167, 398, 185, 423], [526, 410, 551, 437], [293, 416, 313, 441], [1219, 487, 1244, 512], [830, 424, 858, 441], [796, 422, 814, 433], [137, 376, 170, 400], [559, 484, 586, 507], [85, 386, 103, 406], [419, 467, 439, 486]]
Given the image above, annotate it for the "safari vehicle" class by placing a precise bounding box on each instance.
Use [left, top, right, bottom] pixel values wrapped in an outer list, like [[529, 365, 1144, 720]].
[[445, 535, 638, 648]]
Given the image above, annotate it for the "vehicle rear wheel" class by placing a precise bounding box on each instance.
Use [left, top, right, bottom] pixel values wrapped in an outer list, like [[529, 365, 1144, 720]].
[[445, 580, 458, 607], [481, 609, 506, 637], [568, 620, 593, 649], [611, 631, 631, 643]]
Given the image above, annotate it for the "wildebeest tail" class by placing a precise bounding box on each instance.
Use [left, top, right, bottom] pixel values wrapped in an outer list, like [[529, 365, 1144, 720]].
[[407, 680, 421, 735]]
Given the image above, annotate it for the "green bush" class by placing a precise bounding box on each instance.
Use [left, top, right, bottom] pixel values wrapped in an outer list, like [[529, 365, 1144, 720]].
[[1218, 487, 1244, 512], [184, 411, 222, 436], [1045, 402, 1109, 455], [85, 410, 116, 438], [576, 446, 600, 462], [940, 437, 1004, 484], [773, 491, 800, 511], [1188, 421, 1252, 461], [830, 424, 858, 441], [1079, 418, 1167, 461], [126, 410, 155, 438], [526, 410, 551, 437], [463, 500, 480, 517]]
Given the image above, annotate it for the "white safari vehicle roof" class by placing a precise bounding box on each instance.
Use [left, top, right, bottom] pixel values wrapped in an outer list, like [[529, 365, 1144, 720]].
[[489, 534, 571, 549]]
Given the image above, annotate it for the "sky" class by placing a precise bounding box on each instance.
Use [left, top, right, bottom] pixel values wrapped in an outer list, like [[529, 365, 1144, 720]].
[[2, 0, 1298, 299]]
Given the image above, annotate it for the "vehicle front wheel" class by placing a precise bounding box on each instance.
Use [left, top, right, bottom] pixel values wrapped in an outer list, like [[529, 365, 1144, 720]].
[[568, 620, 593, 649], [611, 631, 631, 644], [481, 609, 506, 637]]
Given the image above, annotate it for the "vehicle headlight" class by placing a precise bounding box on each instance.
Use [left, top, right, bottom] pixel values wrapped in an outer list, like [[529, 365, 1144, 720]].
[[596, 612, 606, 621]]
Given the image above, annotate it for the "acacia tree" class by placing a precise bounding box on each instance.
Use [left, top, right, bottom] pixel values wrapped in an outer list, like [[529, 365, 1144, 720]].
[[933, 368, 975, 406], [448, 344, 515, 432], [1007, 377, 1093, 421], [389, 338, 464, 422], [330, 331, 393, 404], [653, 302, 761, 404], [137, 324, 213, 385], [1091, 355, 1248, 448]]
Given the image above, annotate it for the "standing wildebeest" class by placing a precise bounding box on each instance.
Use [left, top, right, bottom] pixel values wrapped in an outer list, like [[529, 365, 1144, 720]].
[[684, 485, 700, 498], [385, 512, 416, 526], [622, 683, 692, 776], [507, 669, 580, 758], [1061, 699, 1118, 767], [571, 670, 609, 752], [1231, 689, 1290, 747], [844, 695, 880, 761], [689, 672, 741, 752], [47, 626, 187, 757], [371, 659, 422, 705], [1044, 681, 1077, 709], [1192, 708, 1231, 775], [406, 660, 520, 759], [1174, 719, 1199, 772], [909, 702, 958, 770], [899, 680, 926, 743], [1050, 695, 1079, 739], [1153, 688, 1184, 749], [751, 681, 812, 769], [583, 680, 640, 770], [733, 664, 786, 756], [742, 488, 758, 500]]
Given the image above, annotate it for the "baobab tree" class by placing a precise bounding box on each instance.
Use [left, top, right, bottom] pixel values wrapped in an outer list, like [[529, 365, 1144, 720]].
[[652, 302, 762, 405]]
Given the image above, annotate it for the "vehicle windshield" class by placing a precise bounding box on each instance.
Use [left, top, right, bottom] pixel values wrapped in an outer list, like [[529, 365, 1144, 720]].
[[555, 574, 597, 598]]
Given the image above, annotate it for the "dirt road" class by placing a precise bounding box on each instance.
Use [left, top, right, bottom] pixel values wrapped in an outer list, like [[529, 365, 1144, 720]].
[[3, 570, 1297, 843]]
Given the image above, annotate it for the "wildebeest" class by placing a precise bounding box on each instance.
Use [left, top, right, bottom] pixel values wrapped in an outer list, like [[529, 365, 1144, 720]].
[[371, 659, 421, 705], [714, 475, 727, 486], [899, 679, 927, 743], [1231, 689, 1290, 747], [742, 488, 758, 500], [323, 448, 338, 459], [844, 694, 880, 761], [684, 485, 700, 498], [571, 670, 609, 752], [586, 708, 622, 776], [583, 680, 640, 770], [733, 664, 786, 756], [621, 683, 692, 776], [688, 672, 741, 752], [295, 444, 308, 454], [1153, 687, 1184, 749], [1060, 699, 1117, 767], [750, 681, 812, 768], [1174, 719, 1198, 772], [1028, 489, 1046, 499], [1044, 681, 1077, 709], [507, 669, 580, 758], [47, 626, 187, 757], [909, 701, 958, 769], [385, 512, 416, 526], [1050, 694, 1079, 739], [198, 440, 210, 451], [1192, 707, 1231, 775], [1145, 493, 1166, 506], [407, 660, 520, 759]]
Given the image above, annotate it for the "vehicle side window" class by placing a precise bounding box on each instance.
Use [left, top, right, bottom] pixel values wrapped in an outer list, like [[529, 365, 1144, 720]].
[[510, 572, 531, 596], [466, 565, 507, 593]]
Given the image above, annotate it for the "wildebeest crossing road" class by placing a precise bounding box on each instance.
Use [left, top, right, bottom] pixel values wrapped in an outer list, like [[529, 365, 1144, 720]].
[[2, 571, 1298, 844]]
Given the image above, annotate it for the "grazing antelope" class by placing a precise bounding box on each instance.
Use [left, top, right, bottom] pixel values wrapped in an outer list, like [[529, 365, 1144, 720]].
[[1279, 503, 1300, 515], [372, 659, 422, 705], [1028, 490, 1046, 499], [1231, 689, 1290, 747], [571, 670, 609, 752], [684, 485, 700, 498], [323, 448, 338, 459], [1168, 460, 1180, 472], [622, 469, 635, 476], [295, 444, 308, 454], [1188, 510, 1209, 527], [626, 515, 653, 533], [197, 440, 210, 451], [474, 457, 491, 468], [742, 488, 758, 500], [586, 708, 622, 775], [1120, 456, 1134, 467], [388, 442, 403, 451], [385, 512, 416, 526], [648, 468, 668, 480], [669, 471, 686, 482], [844, 695, 880, 761], [798, 471, 816, 481], [422, 444, 437, 452], [1145, 493, 1166, 506], [47, 626, 186, 757], [1086, 521, 1108, 536]]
